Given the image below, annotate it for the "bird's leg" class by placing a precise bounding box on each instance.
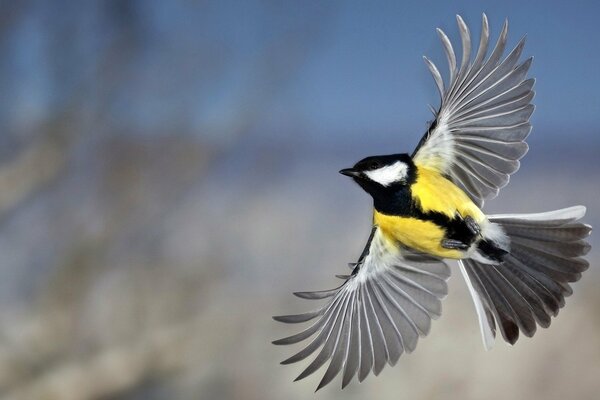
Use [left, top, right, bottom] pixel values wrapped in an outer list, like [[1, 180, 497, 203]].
[[464, 215, 481, 236], [441, 213, 480, 250], [441, 238, 470, 250]]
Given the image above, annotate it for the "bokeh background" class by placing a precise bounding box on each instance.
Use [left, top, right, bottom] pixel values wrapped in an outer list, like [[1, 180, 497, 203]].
[[0, 1, 598, 399]]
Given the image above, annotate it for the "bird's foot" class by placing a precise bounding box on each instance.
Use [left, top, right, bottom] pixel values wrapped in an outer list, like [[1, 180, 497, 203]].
[[441, 238, 470, 250], [464, 215, 481, 236]]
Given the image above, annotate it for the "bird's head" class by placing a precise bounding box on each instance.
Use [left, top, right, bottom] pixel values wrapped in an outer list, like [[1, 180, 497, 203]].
[[339, 153, 416, 198]]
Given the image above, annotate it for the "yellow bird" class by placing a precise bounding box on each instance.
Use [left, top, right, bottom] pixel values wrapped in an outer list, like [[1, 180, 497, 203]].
[[273, 14, 591, 391]]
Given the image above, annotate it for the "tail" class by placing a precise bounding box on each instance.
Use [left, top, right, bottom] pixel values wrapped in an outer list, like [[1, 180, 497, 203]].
[[459, 206, 592, 349]]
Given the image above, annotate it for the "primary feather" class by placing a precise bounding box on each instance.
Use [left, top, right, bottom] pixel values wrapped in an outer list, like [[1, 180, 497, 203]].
[[273, 229, 450, 390], [413, 14, 534, 207]]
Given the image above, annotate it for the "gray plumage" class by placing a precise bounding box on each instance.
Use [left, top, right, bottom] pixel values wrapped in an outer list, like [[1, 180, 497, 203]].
[[459, 206, 591, 345], [414, 14, 534, 207], [273, 229, 450, 390]]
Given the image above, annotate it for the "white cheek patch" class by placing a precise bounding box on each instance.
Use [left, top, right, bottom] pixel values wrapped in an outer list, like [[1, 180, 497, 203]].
[[364, 162, 408, 186]]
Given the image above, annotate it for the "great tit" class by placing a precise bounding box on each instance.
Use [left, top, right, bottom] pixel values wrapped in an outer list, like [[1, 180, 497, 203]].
[[273, 14, 592, 391]]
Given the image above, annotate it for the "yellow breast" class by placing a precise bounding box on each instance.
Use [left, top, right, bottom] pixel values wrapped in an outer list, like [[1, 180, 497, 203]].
[[372, 164, 485, 259], [410, 165, 485, 221], [373, 212, 463, 258]]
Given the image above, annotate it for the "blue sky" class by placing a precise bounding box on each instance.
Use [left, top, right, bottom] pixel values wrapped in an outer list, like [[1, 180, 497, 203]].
[[2, 0, 599, 151], [243, 0, 600, 145]]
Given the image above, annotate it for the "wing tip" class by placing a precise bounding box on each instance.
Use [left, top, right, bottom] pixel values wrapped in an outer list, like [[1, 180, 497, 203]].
[[280, 357, 296, 365], [316, 375, 333, 392], [293, 291, 315, 299], [272, 315, 289, 323], [341, 381, 351, 390], [481, 13, 489, 29]]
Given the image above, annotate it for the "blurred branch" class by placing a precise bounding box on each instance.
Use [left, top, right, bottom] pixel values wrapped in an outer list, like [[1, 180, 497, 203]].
[[0, 1, 336, 399], [0, 125, 71, 220], [2, 319, 202, 400]]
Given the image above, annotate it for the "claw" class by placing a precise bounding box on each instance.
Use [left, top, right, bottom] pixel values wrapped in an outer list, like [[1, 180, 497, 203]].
[[465, 216, 481, 236], [442, 238, 470, 250]]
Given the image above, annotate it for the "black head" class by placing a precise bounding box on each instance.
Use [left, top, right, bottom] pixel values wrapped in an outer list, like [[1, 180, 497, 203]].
[[339, 153, 416, 198]]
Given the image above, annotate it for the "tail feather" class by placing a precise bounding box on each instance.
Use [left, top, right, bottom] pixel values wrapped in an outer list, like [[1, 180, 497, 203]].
[[505, 223, 591, 242], [488, 205, 587, 226], [460, 206, 591, 348], [512, 236, 590, 258]]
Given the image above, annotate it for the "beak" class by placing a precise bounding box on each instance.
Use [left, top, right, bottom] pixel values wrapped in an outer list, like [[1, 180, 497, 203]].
[[339, 168, 361, 178]]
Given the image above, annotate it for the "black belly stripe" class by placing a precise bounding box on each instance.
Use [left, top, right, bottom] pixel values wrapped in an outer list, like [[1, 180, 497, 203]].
[[372, 178, 507, 261], [374, 186, 478, 246], [420, 210, 477, 246]]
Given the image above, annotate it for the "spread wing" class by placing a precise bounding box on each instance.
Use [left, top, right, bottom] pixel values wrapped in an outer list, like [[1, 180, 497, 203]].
[[412, 14, 534, 206], [273, 227, 450, 390]]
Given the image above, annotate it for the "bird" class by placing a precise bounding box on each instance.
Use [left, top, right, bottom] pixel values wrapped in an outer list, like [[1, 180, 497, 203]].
[[272, 14, 592, 391]]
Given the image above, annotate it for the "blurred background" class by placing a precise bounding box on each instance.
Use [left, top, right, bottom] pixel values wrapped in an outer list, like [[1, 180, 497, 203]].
[[0, 0, 598, 399]]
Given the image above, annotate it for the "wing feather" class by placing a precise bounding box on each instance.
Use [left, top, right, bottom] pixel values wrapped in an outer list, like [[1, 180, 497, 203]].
[[293, 294, 351, 382], [367, 280, 404, 365], [316, 294, 354, 390], [413, 14, 534, 206], [357, 290, 374, 382], [273, 228, 449, 389], [362, 283, 388, 375], [436, 28, 457, 84], [423, 56, 445, 97], [341, 295, 361, 388], [456, 15, 471, 82]]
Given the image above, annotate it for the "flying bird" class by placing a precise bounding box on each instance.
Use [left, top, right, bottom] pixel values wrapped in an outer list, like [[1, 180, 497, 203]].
[[273, 14, 592, 391]]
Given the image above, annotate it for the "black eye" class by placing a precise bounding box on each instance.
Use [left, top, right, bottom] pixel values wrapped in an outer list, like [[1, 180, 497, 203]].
[[369, 161, 380, 170]]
